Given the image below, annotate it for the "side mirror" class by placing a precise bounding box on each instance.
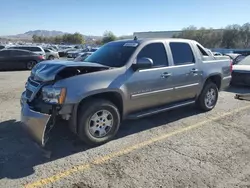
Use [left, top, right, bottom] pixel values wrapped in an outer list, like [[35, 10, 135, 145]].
[[133, 57, 153, 70]]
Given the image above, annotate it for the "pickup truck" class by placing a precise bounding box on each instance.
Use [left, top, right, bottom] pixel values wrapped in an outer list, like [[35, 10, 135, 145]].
[[20, 38, 232, 147]]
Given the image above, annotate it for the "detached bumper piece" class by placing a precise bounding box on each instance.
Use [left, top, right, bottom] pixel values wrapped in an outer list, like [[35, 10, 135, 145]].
[[21, 103, 54, 147], [235, 93, 250, 101]]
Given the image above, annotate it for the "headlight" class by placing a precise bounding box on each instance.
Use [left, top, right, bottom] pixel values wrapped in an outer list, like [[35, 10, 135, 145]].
[[42, 86, 66, 104]]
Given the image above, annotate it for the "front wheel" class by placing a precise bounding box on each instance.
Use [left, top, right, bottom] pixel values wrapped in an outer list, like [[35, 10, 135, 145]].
[[77, 99, 121, 146], [196, 82, 218, 111], [26, 61, 36, 70], [48, 55, 55, 60]]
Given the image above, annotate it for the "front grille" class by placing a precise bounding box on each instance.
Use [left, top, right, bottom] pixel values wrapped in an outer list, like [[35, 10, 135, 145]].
[[26, 89, 33, 98], [25, 76, 43, 101], [28, 77, 41, 87]]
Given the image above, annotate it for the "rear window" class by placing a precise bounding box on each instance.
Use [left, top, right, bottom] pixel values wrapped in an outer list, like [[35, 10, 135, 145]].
[[238, 55, 250, 65], [10, 46, 42, 52], [170, 42, 195, 65]]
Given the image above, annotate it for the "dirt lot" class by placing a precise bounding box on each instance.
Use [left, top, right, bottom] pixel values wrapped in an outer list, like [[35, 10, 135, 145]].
[[0, 71, 250, 188]]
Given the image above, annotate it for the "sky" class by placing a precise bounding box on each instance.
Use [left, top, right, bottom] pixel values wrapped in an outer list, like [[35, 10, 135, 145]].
[[1, 0, 250, 36]]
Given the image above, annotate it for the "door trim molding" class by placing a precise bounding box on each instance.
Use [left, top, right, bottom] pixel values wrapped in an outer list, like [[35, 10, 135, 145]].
[[131, 88, 174, 99], [175, 83, 199, 90]]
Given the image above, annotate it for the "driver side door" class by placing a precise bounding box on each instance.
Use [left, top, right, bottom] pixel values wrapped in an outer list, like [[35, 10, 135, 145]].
[[125, 42, 175, 113]]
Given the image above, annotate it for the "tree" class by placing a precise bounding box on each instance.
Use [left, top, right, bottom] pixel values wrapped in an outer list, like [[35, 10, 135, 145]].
[[102, 31, 117, 44], [221, 24, 241, 48], [32, 35, 38, 42]]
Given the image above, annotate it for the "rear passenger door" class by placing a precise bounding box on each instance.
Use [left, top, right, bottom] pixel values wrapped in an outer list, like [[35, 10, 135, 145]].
[[168, 42, 201, 101]]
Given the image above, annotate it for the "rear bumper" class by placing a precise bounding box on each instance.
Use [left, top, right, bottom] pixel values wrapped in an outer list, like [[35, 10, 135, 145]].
[[20, 93, 52, 147], [221, 75, 232, 90]]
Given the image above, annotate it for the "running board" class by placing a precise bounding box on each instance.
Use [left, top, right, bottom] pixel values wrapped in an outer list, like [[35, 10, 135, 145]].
[[127, 100, 195, 119]]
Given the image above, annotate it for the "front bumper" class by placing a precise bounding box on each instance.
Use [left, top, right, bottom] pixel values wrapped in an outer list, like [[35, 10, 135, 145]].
[[20, 93, 52, 147]]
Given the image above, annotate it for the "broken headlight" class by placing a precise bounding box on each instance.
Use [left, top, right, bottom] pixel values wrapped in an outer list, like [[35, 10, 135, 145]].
[[42, 86, 66, 104]]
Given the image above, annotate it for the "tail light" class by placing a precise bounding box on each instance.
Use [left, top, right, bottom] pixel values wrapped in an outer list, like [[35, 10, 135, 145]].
[[229, 59, 233, 73], [38, 55, 45, 60]]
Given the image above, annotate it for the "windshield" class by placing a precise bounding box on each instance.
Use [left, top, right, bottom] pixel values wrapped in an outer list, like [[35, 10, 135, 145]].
[[238, 55, 250, 65], [84, 41, 139, 67]]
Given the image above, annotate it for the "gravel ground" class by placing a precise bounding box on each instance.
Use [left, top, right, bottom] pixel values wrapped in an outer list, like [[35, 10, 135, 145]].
[[0, 71, 250, 188]]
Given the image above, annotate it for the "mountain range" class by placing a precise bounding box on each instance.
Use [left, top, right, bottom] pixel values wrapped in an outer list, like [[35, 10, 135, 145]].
[[1, 30, 102, 41]]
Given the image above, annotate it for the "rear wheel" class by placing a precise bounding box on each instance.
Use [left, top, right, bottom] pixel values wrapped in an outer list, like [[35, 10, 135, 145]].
[[77, 99, 121, 146], [48, 55, 55, 60], [26, 61, 36, 70], [196, 81, 218, 111]]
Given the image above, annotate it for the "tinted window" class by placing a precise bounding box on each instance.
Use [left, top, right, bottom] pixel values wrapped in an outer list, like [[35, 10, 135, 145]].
[[197, 45, 209, 56], [9, 46, 42, 52], [44, 49, 50, 53], [238, 55, 250, 65], [170, 42, 195, 65], [11, 50, 30, 56], [84, 41, 138, 67], [137, 43, 168, 67], [0, 46, 5, 50]]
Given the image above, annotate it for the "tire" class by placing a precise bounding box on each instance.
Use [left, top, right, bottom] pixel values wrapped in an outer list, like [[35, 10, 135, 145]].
[[196, 81, 218, 111], [77, 99, 121, 146], [26, 61, 36, 70], [48, 55, 55, 60]]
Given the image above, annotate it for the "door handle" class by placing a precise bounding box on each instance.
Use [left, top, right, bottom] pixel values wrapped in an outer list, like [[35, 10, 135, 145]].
[[190, 68, 199, 73], [161, 72, 172, 78]]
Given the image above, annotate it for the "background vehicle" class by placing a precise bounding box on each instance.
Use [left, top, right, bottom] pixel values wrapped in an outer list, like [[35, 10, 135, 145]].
[[212, 52, 223, 56], [20, 38, 232, 147], [58, 47, 75, 57], [44, 48, 60, 60], [0, 45, 5, 50], [0, 49, 45, 70], [67, 47, 99, 58], [231, 55, 250, 86], [74, 52, 93, 62], [8, 46, 46, 57], [224, 53, 246, 65]]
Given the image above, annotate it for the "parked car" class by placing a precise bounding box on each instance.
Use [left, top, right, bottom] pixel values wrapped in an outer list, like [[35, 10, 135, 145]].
[[212, 52, 223, 56], [44, 48, 60, 60], [231, 55, 250, 86], [0, 45, 5, 50], [58, 47, 75, 57], [0, 49, 45, 70], [20, 38, 232, 147], [74, 52, 93, 62], [8, 46, 46, 57], [67, 49, 88, 58], [224, 53, 246, 65]]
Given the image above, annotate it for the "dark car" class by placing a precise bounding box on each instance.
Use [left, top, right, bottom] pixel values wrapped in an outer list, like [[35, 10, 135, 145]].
[[0, 49, 45, 70]]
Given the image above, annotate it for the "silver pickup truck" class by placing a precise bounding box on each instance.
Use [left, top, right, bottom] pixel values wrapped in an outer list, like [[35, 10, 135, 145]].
[[20, 38, 232, 147]]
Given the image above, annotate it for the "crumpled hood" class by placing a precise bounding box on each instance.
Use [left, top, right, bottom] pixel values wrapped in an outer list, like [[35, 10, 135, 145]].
[[31, 60, 109, 82]]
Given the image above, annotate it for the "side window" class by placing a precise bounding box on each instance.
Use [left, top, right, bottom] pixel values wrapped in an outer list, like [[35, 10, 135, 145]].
[[170, 42, 195, 65], [197, 45, 209, 56], [11, 50, 29, 56], [44, 49, 49, 53], [137, 43, 168, 67]]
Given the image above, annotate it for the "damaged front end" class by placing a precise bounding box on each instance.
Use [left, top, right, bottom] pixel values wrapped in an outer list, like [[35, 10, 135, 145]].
[[20, 78, 58, 147], [20, 61, 110, 146]]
